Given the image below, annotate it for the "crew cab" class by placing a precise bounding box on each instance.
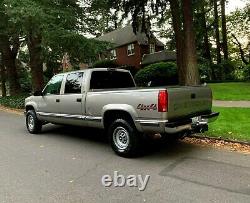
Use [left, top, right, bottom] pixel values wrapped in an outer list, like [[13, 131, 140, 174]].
[[25, 68, 219, 157]]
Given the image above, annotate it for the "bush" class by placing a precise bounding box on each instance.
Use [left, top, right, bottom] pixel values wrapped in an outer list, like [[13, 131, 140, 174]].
[[19, 68, 32, 93], [199, 59, 239, 82], [92, 59, 118, 68], [221, 60, 236, 80], [135, 62, 178, 87], [243, 64, 250, 81], [0, 95, 28, 109]]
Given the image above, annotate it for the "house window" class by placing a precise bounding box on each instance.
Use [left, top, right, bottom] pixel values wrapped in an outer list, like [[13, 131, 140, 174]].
[[149, 43, 155, 54], [110, 49, 117, 60], [127, 43, 135, 56]]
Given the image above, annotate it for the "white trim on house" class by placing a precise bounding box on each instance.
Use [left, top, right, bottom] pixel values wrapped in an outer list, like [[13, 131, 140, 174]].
[[127, 43, 135, 56]]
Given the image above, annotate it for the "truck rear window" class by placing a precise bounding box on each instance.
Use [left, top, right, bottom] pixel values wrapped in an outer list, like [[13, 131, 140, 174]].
[[90, 71, 135, 89]]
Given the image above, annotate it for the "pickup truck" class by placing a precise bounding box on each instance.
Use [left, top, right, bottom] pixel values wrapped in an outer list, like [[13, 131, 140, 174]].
[[25, 68, 219, 157]]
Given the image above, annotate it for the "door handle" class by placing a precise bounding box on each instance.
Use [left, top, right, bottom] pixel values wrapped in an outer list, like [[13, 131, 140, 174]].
[[56, 99, 60, 103], [76, 98, 82, 102]]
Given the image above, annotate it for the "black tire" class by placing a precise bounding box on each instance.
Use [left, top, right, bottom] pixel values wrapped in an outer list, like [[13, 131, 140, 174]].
[[26, 110, 42, 134], [108, 118, 142, 157]]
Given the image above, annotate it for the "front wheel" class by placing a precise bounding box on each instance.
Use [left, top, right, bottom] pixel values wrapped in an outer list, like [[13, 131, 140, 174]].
[[26, 110, 42, 134], [108, 119, 142, 157]]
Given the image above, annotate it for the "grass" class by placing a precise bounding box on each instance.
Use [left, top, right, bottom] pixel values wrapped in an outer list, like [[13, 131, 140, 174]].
[[208, 82, 250, 101], [0, 95, 27, 109], [205, 107, 250, 142]]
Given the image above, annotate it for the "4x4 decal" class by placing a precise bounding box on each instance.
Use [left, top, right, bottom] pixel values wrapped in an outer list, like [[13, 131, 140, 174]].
[[137, 104, 157, 111]]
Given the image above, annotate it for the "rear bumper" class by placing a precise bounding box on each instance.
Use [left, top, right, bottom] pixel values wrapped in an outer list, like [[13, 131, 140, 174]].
[[136, 112, 219, 134], [200, 112, 219, 123], [164, 112, 219, 134]]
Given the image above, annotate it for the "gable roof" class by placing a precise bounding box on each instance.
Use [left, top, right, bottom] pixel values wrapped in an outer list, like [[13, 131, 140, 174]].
[[97, 25, 164, 48], [141, 50, 176, 65]]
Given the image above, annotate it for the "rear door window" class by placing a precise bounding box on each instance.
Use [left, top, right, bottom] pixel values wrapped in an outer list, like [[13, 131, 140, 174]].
[[90, 71, 135, 89], [64, 72, 84, 94]]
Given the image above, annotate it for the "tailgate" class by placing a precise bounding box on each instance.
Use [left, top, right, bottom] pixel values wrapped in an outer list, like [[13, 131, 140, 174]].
[[167, 86, 212, 121]]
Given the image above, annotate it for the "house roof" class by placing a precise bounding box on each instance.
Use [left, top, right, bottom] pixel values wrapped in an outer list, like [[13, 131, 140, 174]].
[[141, 50, 176, 65], [97, 25, 165, 48]]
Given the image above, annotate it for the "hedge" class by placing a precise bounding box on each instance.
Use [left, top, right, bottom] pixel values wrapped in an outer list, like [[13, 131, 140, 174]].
[[92, 59, 118, 68], [0, 95, 27, 109], [134, 62, 178, 87]]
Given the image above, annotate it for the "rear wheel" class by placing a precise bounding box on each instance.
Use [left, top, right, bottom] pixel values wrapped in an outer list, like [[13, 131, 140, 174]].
[[108, 119, 142, 157], [26, 110, 42, 134]]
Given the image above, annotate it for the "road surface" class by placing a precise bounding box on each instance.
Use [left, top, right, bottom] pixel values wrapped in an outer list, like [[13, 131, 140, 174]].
[[0, 110, 250, 203]]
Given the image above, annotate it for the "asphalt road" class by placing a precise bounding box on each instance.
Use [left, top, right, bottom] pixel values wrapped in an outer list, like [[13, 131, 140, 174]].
[[1, 110, 250, 203]]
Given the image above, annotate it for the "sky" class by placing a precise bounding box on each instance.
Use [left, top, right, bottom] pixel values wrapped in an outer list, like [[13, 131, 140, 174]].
[[226, 0, 247, 14]]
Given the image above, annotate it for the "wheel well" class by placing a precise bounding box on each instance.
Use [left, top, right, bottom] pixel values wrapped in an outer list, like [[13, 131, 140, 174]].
[[103, 110, 134, 129], [26, 105, 35, 112]]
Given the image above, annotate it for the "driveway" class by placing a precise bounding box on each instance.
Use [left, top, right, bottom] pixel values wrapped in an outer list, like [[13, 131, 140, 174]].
[[0, 110, 250, 203]]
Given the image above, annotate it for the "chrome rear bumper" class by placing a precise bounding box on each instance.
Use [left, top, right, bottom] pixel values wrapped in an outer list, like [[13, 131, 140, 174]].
[[164, 112, 219, 134]]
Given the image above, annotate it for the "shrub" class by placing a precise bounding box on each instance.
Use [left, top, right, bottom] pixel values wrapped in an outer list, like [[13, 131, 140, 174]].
[[0, 95, 28, 109], [243, 64, 250, 81], [135, 62, 178, 87], [201, 60, 238, 82], [198, 59, 212, 81], [92, 59, 118, 68], [19, 68, 32, 93], [221, 60, 236, 80]]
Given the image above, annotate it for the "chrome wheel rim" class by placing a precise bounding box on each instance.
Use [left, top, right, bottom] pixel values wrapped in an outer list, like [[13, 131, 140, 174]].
[[27, 115, 35, 131], [113, 127, 130, 150]]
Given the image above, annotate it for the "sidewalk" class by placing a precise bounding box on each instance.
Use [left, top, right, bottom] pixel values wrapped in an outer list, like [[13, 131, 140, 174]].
[[213, 100, 250, 108]]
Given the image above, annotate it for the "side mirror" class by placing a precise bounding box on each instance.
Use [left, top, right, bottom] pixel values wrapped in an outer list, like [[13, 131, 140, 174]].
[[33, 90, 43, 96]]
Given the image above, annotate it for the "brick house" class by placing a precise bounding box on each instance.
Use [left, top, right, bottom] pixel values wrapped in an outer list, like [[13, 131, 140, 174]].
[[97, 25, 173, 70]]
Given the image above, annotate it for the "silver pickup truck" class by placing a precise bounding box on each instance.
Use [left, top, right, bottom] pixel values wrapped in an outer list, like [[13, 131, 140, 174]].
[[25, 68, 219, 157]]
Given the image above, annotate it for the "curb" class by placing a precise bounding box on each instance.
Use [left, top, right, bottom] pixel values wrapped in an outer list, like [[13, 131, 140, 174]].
[[188, 134, 250, 146]]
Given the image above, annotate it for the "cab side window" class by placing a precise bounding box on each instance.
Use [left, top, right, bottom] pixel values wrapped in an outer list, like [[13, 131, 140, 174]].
[[64, 72, 84, 94], [43, 75, 64, 95]]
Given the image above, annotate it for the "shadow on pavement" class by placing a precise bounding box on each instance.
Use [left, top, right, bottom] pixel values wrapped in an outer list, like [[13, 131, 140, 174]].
[[39, 124, 199, 158]]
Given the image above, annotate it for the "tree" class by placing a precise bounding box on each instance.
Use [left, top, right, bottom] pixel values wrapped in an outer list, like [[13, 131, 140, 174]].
[[82, 0, 123, 37], [0, 54, 6, 96], [168, 0, 186, 84], [227, 5, 250, 65], [5, 0, 107, 92], [213, 0, 221, 64], [6, 0, 81, 91], [106, 0, 200, 85], [182, 0, 200, 85], [220, 0, 229, 60], [0, 1, 21, 95]]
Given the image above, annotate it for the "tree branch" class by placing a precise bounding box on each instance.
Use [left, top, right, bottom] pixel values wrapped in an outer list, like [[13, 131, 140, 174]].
[[232, 34, 249, 65]]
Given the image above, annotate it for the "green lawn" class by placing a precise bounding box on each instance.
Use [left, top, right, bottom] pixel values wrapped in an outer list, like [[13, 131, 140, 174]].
[[208, 82, 250, 101], [205, 107, 250, 142]]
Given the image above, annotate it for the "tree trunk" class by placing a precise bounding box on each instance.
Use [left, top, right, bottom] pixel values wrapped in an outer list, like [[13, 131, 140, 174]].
[[169, 0, 186, 85], [220, 0, 229, 60], [213, 0, 221, 64], [200, 2, 216, 80], [232, 34, 249, 65], [0, 35, 21, 96], [0, 56, 6, 97], [27, 32, 44, 92], [182, 0, 200, 85]]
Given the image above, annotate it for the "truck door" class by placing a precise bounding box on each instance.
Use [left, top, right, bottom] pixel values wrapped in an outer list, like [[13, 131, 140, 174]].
[[37, 74, 64, 123], [59, 72, 86, 126]]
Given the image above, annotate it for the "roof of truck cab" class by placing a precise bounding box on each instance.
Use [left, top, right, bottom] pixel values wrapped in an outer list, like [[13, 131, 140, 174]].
[[61, 68, 130, 75]]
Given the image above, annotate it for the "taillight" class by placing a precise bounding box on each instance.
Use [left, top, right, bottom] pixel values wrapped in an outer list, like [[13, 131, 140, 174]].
[[158, 90, 168, 112]]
